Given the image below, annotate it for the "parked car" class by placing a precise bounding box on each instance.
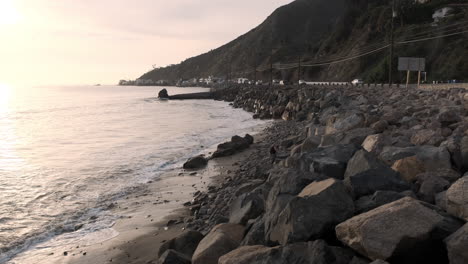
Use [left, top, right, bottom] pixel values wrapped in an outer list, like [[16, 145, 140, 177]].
[[351, 79, 364, 85]]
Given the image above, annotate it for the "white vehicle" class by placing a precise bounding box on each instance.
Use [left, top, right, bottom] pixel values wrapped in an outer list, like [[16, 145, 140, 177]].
[[351, 79, 364, 85], [256, 80, 263, 85]]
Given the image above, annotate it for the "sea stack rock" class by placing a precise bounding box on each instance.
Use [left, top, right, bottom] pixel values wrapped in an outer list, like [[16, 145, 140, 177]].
[[158, 88, 169, 98]]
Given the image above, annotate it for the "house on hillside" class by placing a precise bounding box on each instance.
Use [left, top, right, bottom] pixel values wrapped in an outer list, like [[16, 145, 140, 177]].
[[433, 7, 454, 23]]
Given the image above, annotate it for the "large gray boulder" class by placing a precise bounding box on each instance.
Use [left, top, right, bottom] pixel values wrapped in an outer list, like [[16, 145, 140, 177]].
[[445, 175, 468, 220], [445, 223, 468, 264], [219, 240, 354, 264], [268, 179, 354, 245], [344, 150, 410, 197], [336, 197, 464, 263], [229, 192, 264, 225], [379, 145, 452, 171], [325, 113, 365, 135], [192, 223, 245, 264], [354, 190, 413, 214], [212, 135, 253, 158], [158, 249, 191, 264], [158, 230, 204, 258]]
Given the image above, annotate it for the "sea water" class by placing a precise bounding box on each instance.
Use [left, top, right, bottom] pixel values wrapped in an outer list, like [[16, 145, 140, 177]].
[[0, 85, 265, 263]]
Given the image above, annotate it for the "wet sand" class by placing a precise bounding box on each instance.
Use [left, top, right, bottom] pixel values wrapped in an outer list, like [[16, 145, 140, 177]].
[[60, 134, 266, 264]]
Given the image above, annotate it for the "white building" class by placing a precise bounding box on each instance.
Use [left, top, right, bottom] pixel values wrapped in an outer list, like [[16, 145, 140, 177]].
[[433, 7, 453, 23]]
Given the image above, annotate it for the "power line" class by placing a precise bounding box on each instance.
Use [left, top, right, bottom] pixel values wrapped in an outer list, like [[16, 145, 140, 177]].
[[397, 28, 468, 44]]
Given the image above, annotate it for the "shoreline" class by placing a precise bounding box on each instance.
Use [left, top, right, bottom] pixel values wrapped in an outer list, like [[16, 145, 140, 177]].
[[65, 122, 277, 264]]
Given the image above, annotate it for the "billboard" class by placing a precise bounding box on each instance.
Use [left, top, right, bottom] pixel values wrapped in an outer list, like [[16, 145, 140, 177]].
[[398, 57, 425, 71]]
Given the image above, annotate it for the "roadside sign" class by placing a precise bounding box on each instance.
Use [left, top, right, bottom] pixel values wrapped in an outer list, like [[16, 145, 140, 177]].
[[398, 57, 425, 71]]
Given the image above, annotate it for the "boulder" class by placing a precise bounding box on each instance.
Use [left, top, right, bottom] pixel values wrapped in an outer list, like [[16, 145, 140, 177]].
[[158, 230, 204, 258], [212, 135, 253, 158], [391, 156, 426, 183], [229, 192, 264, 225], [192, 223, 245, 264], [268, 179, 354, 245], [445, 223, 468, 264], [325, 113, 365, 135], [183, 155, 208, 169], [362, 134, 386, 154], [370, 120, 388, 133], [460, 135, 468, 171], [416, 174, 450, 203], [379, 145, 452, 171], [438, 108, 462, 126], [158, 249, 191, 264], [158, 88, 169, 98], [219, 240, 354, 264], [410, 129, 444, 146], [336, 197, 464, 263], [241, 216, 266, 246], [354, 190, 413, 214], [344, 150, 410, 197], [445, 175, 468, 220]]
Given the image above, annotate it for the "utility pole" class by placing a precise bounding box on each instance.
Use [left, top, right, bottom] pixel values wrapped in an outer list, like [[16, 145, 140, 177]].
[[298, 55, 302, 85], [270, 49, 273, 86], [389, 0, 396, 86]]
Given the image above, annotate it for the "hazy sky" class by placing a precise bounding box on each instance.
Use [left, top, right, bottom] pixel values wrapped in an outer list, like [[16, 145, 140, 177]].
[[0, 0, 293, 86]]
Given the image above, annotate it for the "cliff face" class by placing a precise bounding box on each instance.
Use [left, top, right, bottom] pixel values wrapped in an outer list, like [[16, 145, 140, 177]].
[[140, 0, 467, 83]]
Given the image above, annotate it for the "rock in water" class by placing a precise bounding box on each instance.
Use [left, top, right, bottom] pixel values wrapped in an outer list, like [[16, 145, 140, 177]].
[[336, 197, 464, 263], [159, 249, 191, 264], [183, 155, 208, 169], [268, 178, 354, 245], [445, 223, 468, 264], [158, 88, 169, 98], [158, 230, 204, 258], [192, 223, 245, 264]]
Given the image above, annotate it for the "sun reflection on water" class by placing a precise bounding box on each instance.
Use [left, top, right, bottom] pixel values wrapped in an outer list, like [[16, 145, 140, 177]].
[[0, 83, 12, 113]]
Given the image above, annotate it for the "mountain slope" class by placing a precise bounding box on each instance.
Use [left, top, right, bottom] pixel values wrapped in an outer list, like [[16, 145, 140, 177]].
[[140, 0, 468, 83]]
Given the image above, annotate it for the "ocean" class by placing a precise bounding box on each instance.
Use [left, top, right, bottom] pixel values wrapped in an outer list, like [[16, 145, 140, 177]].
[[0, 85, 266, 263]]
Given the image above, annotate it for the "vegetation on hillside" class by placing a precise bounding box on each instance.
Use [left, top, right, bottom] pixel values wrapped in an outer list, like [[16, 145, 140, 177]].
[[140, 0, 468, 84]]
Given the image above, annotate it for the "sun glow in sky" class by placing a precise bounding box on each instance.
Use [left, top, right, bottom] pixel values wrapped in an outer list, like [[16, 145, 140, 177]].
[[0, 0, 293, 87]]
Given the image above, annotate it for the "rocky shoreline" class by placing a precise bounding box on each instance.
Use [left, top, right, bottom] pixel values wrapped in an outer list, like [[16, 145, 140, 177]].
[[158, 84, 467, 264]]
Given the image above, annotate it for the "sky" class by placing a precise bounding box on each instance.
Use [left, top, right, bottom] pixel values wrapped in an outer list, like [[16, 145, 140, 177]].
[[0, 0, 293, 86]]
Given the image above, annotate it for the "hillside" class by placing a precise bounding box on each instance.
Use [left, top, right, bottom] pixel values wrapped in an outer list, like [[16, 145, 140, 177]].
[[140, 0, 468, 84]]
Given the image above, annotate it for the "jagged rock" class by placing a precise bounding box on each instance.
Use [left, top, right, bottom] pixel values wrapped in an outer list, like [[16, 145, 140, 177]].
[[354, 190, 413, 214], [445, 223, 468, 264], [438, 108, 462, 126], [370, 120, 388, 133], [235, 180, 265, 196], [158, 88, 169, 98], [268, 179, 354, 245], [411, 129, 444, 146], [325, 113, 365, 135], [229, 192, 264, 225], [362, 134, 386, 154], [336, 197, 464, 263], [369, 261, 389, 264], [300, 136, 321, 153], [241, 216, 266, 246], [460, 135, 468, 171], [344, 150, 410, 197], [379, 145, 452, 171], [192, 223, 245, 264], [212, 135, 253, 158], [219, 240, 354, 264], [158, 249, 191, 264], [445, 175, 468, 220], [349, 256, 371, 264], [391, 156, 426, 183], [183, 155, 208, 169], [416, 174, 450, 203], [158, 230, 204, 258]]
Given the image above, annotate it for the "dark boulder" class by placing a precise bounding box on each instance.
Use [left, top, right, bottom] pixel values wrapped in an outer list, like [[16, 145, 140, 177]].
[[212, 135, 253, 158], [354, 190, 414, 214], [183, 155, 208, 169], [267, 179, 354, 245], [158, 88, 169, 98], [229, 192, 264, 225], [445, 223, 468, 264], [219, 240, 354, 264], [158, 230, 204, 258], [158, 249, 191, 264], [344, 150, 410, 197]]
